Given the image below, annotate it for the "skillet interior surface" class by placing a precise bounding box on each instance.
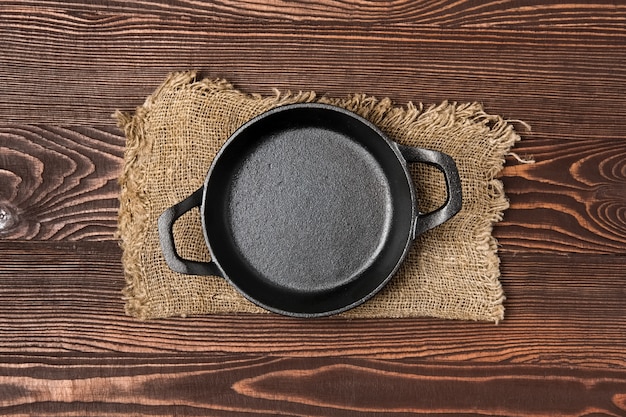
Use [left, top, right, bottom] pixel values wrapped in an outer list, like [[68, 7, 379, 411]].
[[204, 105, 414, 315]]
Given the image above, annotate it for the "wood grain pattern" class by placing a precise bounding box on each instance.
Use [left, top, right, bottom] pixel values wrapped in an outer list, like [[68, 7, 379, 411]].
[[0, 1, 625, 136], [0, 125, 123, 240], [1, 354, 625, 416], [7, 0, 626, 26], [496, 137, 626, 253], [1, 1, 626, 415]]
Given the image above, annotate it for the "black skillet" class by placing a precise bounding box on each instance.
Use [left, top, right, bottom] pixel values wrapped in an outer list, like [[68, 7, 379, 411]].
[[158, 103, 462, 317]]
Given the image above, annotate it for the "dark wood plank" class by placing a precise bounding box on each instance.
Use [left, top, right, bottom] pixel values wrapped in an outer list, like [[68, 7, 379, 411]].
[[0, 241, 624, 369], [6, 0, 626, 26], [1, 354, 625, 416], [0, 3, 624, 137]]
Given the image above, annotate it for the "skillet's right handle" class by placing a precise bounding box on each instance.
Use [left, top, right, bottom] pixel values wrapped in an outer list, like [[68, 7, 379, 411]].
[[158, 187, 222, 276], [397, 145, 462, 237]]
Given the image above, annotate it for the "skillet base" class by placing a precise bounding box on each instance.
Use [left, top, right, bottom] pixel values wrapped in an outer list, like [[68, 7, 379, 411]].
[[226, 127, 392, 293]]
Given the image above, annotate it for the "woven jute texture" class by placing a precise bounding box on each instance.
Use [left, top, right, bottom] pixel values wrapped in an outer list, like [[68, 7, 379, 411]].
[[116, 70, 521, 322]]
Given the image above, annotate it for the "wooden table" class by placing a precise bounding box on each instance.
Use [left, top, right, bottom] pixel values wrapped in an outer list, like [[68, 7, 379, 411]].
[[2, 1, 625, 415]]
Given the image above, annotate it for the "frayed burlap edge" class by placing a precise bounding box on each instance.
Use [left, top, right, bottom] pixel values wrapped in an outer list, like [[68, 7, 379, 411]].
[[116, 70, 525, 322]]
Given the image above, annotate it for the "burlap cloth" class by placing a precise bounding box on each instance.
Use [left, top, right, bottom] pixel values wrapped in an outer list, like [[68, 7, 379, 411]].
[[116, 70, 522, 322]]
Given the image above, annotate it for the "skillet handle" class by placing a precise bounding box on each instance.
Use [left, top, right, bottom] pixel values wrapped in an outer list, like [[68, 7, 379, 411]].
[[158, 187, 222, 276], [397, 144, 462, 237]]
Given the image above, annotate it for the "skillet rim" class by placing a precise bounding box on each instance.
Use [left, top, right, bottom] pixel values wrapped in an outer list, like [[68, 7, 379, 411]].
[[199, 103, 417, 317]]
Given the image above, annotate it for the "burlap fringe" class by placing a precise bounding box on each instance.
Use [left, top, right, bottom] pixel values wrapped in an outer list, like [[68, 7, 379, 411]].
[[113, 73, 197, 317], [116, 70, 525, 322], [114, 107, 151, 318]]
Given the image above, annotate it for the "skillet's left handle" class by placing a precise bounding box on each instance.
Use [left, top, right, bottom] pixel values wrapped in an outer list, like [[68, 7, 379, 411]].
[[158, 187, 223, 276], [397, 144, 462, 237]]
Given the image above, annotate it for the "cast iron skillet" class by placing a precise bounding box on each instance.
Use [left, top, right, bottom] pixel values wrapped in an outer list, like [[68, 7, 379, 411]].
[[158, 103, 462, 317]]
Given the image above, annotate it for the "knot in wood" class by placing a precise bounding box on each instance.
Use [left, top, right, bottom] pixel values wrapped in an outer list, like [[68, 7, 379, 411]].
[[0, 203, 18, 233]]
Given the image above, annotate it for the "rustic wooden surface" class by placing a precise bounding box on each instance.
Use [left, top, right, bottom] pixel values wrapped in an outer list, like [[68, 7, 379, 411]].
[[1, 1, 625, 415]]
